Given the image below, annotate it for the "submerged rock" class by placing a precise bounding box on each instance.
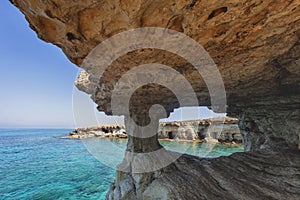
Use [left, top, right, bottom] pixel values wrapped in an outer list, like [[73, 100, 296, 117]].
[[204, 136, 219, 144]]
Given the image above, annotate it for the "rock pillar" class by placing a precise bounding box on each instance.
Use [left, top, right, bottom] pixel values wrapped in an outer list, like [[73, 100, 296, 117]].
[[107, 109, 168, 199], [125, 114, 162, 153]]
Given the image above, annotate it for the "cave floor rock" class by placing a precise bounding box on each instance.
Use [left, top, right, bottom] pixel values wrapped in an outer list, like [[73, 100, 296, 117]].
[[9, 1, 300, 199], [107, 149, 300, 200]]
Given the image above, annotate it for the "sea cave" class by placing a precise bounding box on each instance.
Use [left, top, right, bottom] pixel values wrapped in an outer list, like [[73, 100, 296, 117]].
[[10, 0, 300, 199]]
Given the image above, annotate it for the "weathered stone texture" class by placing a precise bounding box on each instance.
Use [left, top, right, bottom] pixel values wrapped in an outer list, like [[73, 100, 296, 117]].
[[107, 150, 300, 200], [10, 0, 300, 199], [10, 0, 300, 113]]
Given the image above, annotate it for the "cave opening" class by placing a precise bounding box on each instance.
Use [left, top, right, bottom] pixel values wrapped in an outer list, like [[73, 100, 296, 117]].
[[158, 106, 244, 156], [168, 131, 174, 139]]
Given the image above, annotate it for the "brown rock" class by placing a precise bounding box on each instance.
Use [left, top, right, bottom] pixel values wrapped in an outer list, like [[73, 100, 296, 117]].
[[10, 0, 300, 199]]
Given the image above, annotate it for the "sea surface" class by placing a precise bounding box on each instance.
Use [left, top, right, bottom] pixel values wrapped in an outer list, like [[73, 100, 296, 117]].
[[0, 129, 243, 200]]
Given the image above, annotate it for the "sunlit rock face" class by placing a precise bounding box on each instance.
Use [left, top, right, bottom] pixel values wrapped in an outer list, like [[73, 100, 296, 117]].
[[158, 118, 242, 143], [67, 118, 243, 142], [11, 0, 300, 109], [11, 0, 300, 199], [11, 0, 300, 147]]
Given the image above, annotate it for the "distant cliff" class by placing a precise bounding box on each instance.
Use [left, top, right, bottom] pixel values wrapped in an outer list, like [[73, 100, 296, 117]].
[[68, 118, 242, 144], [159, 118, 242, 143]]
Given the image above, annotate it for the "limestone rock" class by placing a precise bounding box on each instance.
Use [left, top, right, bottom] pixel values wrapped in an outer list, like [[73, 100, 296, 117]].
[[107, 149, 300, 200], [11, 0, 300, 149], [68, 118, 243, 143], [69, 125, 127, 139], [159, 118, 242, 143], [204, 136, 219, 144], [10, 1, 300, 199], [10, 0, 300, 116]]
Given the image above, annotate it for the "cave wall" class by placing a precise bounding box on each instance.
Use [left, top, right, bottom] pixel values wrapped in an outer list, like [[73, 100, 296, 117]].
[[10, 0, 300, 199], [228, 96, 300, 151]]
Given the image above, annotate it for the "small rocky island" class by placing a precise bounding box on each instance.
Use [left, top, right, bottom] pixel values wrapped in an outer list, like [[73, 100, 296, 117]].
[[67, 117, 242, 144]]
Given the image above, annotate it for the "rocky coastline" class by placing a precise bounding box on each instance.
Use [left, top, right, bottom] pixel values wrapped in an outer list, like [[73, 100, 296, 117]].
[[66, 118, 243, 144], [12, 1, 300, 198], [67, 125, 127, 139]]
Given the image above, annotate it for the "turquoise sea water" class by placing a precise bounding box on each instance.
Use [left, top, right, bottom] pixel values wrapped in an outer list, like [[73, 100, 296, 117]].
[[0, 129, 243, 200]]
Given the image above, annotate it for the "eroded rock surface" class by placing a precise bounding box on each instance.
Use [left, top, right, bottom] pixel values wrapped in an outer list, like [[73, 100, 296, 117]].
[[67, 118, 243, 143], [10, 0, 300, 112], [107, 150, 300, 200], [159, 118, 242, 143], [228, 96, 300, 151], [10, 0, 300, 199], [69, 125, 127, 139]]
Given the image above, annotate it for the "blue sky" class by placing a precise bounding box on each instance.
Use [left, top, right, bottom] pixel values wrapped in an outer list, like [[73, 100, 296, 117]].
[[0, 1, 224, 128], [0, 1, 79, 128]]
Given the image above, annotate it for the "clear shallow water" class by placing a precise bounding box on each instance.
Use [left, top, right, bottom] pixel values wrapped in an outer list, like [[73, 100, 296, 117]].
[[0, 129, 243, 200]]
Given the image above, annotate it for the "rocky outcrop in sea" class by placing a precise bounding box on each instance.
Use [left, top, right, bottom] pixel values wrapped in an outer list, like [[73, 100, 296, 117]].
[[13, 1, 300, 199], [69, 125, 127, 139]]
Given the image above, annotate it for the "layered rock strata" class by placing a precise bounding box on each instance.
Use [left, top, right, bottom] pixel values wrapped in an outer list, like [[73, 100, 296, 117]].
[[159, 118, 242, 143], [107, 150, 300, 200], [68, 118, 242, 143], [10, 0, 300, 199]]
